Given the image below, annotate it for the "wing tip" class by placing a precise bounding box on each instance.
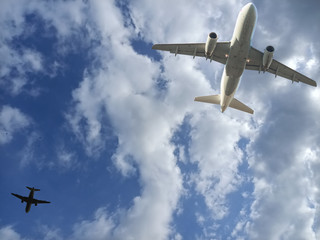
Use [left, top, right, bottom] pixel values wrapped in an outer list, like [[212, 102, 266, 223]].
[[304, 80, 317, 87]]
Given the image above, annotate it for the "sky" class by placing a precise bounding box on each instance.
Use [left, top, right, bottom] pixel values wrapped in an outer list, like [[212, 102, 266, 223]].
[[0, 0, 320, 239]]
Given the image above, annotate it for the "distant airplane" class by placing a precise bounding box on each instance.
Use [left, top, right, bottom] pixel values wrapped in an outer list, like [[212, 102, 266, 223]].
[[152, 3, 317, 114], [11, 186, 50, 213]]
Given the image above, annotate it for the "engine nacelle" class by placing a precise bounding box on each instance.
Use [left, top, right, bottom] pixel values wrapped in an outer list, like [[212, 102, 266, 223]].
[[262, 45, 274, 69], [35, 203, 37, 206], [205, 32, 218, 57]]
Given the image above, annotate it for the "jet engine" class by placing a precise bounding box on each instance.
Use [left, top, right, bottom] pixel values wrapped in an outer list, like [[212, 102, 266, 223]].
[[35, 203, 37, 206], [262, 45, 274, 69], [205, 32, 218, 57]]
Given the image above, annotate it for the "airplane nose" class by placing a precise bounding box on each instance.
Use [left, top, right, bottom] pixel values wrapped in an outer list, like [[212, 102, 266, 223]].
[[248, 3, 257, 13], [243, 3, 256, 12], [244, 3, 257, 20]]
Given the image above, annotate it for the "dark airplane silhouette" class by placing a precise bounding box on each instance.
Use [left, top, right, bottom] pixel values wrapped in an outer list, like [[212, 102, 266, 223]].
[[11, 186, 50, 213]]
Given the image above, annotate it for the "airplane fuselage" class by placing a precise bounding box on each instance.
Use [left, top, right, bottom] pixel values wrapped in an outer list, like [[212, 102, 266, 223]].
[[25, 189, 35, 212], [220, 3, 257, 112]]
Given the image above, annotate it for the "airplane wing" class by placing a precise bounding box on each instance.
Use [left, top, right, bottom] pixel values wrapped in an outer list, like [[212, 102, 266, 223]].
[[152, 42, 231, 65], [246, 47, 317, 87], [11, 193, 28, 202], [32, 199, 51, 204]]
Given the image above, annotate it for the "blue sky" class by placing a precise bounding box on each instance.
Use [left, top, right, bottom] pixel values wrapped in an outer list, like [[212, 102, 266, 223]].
[[1, 0, 320, 239]]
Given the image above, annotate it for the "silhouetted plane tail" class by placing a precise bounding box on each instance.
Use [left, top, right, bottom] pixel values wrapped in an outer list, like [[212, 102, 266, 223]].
[[26, 186, 40, 191]]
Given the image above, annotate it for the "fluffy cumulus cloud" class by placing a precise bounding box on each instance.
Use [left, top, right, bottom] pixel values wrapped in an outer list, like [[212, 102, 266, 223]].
[[0, 0, 86, 96], [240, 1, 320, 239], [189, 112, 253, 219], [63, 1, 184, 239], [56, 147, 77, 170], [70, 208, 114, 240], [39, 225, 63, 240], [245, 86, 320, 239], [0, 0, 41, 95], [0, 226, 24, 240], [128, 0, 245, 43], [0, 105, 31, 144]]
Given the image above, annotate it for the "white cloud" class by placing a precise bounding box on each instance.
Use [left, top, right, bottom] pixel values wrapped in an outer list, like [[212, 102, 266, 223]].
[[172, 233, 183, 240], [71, 208, 114, 240], [64, 1, 185, 239], [196, 212, 205, 226], [255, 129, 318, 240], [18, 131, 43, 168], [189, 111, 254, 219], [22, 49, 43, 72], [0, 45, 44, 96], [0, 0, 86, 96], [0, 105, 31, 144], [0, 0, 46, 96], [38, 225, 63, 240], [0, 225, 64, 240], [56, 147, 77, 170], [244, 86, 320, 239], [0, 226, 24, 240], [239, 3, 320, 238], [128, 0, 245, 43]]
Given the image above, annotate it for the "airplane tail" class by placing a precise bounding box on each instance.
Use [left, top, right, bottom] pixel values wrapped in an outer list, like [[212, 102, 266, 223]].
[[27, 186, 40, 191], [194, 94, 254, 114]]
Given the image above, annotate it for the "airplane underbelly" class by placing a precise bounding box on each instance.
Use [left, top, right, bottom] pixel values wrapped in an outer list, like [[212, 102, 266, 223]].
[[224, 46, 246, 96], [221, 68, 240, 97], [225, 76, 240, 96], [226, 61, 245, 77], [227, 14, 253, 77], [224, 34, 250, 95], [26, 203, 31, 212]]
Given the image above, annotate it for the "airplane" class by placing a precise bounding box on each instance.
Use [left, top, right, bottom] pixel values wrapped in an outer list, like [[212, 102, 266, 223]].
[[152, 3, 317, 114], [11, 186, 50, 213]]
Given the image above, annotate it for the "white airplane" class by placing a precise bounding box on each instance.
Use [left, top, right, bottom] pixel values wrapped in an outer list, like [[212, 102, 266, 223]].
[[152, 3, 317, 114]]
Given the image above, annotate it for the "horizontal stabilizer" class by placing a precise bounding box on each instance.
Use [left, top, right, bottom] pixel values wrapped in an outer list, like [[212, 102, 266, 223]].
[[194, 95, 253, 114], [194, 95, 220, 105], [229, 98, 254, 114], [27, 186, 40, 191]]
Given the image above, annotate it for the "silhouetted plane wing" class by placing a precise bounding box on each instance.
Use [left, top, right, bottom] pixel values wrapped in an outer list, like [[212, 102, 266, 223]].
[[11, 193, 28, 202], [33, 198, 51, 204]]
